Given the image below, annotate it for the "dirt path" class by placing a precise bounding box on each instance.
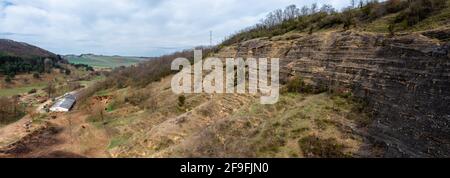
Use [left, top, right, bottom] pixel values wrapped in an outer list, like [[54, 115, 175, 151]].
[[49, 112, 110, 157], [0, 116, 34, 149], [0, 111, 110, 158]]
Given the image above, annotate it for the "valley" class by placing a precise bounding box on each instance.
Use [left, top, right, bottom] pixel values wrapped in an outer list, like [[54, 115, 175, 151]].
[[0, 0, 449, 158]]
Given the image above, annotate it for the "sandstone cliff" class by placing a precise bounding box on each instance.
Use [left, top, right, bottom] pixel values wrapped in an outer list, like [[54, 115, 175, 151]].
[[214, 29, 450, 157]]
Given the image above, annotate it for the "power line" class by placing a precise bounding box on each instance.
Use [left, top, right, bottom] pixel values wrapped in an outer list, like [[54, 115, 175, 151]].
[[210, 30, 212, 47]]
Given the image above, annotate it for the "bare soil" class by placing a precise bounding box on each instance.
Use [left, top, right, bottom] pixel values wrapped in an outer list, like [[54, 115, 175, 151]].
[[0, 111, 109, 158]]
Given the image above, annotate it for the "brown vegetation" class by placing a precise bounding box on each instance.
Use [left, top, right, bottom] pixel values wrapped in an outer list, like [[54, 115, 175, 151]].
[[221, 0, 448, 45], [0, 96, 25, 125]]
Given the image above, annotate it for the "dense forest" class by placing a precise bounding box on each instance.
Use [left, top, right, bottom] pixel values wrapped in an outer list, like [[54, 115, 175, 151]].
[[0, 56, 61, 75]]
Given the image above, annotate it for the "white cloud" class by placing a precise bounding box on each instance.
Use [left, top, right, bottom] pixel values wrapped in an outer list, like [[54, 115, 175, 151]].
[[0, 0, 350, 56]]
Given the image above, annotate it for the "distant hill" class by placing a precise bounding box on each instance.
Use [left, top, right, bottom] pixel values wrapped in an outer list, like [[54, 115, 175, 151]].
[[0, 39, 63, 76], [64, 54, 147, 69], [0, 39, 57, 59]]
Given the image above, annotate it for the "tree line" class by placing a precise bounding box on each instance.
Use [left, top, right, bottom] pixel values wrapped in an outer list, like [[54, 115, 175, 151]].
[[221, 0, 448, 46], [0, 55, 64, 78], [0, 54, 97, 82]]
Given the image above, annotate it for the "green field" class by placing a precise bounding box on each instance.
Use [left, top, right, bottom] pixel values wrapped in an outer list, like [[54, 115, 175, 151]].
[[65, 54, 146, 68], [0, 82, 47, 97]]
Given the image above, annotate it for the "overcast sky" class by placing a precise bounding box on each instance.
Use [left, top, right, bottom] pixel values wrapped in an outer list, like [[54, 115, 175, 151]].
[[0, 0, 350, 56]]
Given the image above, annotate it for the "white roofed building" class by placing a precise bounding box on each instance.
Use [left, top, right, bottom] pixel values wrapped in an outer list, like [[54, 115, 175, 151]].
[[49, 93, 77, 112]]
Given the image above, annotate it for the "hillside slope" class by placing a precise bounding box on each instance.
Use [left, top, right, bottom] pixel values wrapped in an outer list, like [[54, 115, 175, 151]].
[[78, 28, 449, 158], [215, 29, 450, 157], [0, 39, 57, 59]]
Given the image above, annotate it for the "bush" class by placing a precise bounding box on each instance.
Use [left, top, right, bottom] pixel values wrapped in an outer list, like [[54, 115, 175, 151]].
[[298, 136, 348, 158], [317, 15, 343, 29], [286, 76, 314, 93], [33, 72, 40, 79], [388, 24, 395, 36], [385, 0, 407, 13], [4, 76, 12, 83], [178, 95, 186, 107], [125, 91, 148, 106], [341, 9, 356, 30], [76, 80, 110, 107], [395, 0, 448, 27], [28, 88, 37, 94], [88, 103, 107, 122], [0, 96, 25, 125]]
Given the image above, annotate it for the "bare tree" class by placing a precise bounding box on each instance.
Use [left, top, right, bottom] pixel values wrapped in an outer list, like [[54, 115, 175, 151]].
[[273, 9, 284, 24], [44, 58, 53, 73], [320, 4, 335, 14], [301, 6, 310, 16], [263, 12, 276, 27], [283, 5, 300, 20], [351, 0, 356, 8], [46, 81, 56, 99], [311, 3, 318, 14]]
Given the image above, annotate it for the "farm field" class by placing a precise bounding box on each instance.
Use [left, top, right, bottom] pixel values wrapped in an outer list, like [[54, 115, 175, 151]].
[[0, 82, 47, 97], [65, 54, 147, 69]]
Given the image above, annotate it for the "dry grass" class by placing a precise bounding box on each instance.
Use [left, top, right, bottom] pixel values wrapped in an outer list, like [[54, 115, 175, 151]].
[[159, 92, 373, 158]]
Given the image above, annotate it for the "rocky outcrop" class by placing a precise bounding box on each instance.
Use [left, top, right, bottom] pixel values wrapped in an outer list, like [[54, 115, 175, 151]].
[[215, 30, 450, 157]]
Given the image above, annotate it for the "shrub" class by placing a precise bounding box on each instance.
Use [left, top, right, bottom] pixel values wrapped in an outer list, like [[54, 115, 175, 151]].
[[33, 72, 40, 79], [68, 82, 83, 91], [308, 26, 314, 34], [286, 76, 313, 93], [28, 88, 37, 94], [76, 80, 110, 107], [341, 9, 356, 30], [0, 96, 25, 125], [360, 1, 384, 21], [178, 95, 186, 107], [298, 136, 348, 158], [4, 76, 12, 83], [385, 0, 407, 13], [317, 15, 343, 29], [388, 24, 395, 37], [395, 0, 448, 27], [125, 91, 148, 106], [88, 103, 107, 122]]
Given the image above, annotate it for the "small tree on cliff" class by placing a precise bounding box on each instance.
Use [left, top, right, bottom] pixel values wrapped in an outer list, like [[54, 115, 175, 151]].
[[388, 24, 396, 37]]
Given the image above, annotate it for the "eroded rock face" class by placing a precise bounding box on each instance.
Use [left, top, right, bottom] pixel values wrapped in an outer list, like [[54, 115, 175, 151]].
[[215, 30, 450, 157]]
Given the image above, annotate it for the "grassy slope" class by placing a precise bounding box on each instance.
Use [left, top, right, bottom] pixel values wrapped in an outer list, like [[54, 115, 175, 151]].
[[0, 64, 93, 96], [78, 72, 373, 157], [163, 93, 372, 158], [364, 1, 450, 33], [0, 82, 47, 97], [65, 55, 145, 68], [410, 1, 450, 31]]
